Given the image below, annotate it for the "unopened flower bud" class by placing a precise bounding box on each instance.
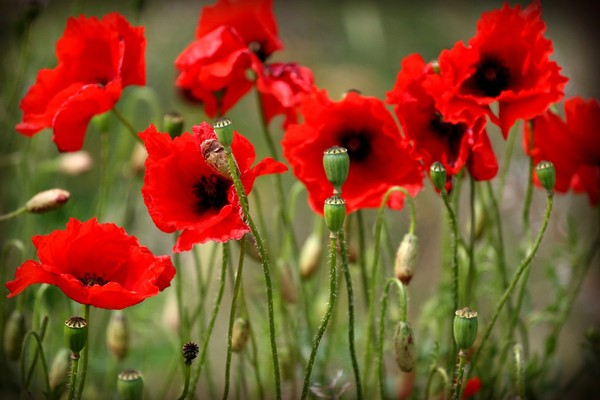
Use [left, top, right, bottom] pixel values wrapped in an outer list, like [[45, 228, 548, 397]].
[[107, 311, 129, 361], [48, 348, 70, 390], [213, 117, 234, 148], [57, 151, 93, 175], [394, 321, 416, 372], [453, 307, 478, 350], [430, 162, 447, 192], [394, 233, 418, 285], [323, 146, 349, 193], [117, 369, 144, 400], [163, 112, 184, 138], [535, 160, 555, 194], [231, 318, 250, 352], [64, 316, 88, 355], [279, 264, 298, 304], [4, 310, 26, 361], [300, 233, 323, 280], [201, 138, 232, 178], [25, 189, 70, 214], [182, 342, 199, 364], [130, 143, 148, 176], [324, 195, 346, 235]]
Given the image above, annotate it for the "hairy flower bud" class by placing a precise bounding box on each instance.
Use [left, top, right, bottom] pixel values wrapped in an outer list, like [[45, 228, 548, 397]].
[[231, 318, 250, 352], [394, 321, 416, 372], [107, 311, 129, 360], [49, 348, 70, 390], [454, 307, 478, 350], [117, 369, 144, 400], [535, 160, 556, 194], [213, 117, 234, 148], [394, 233, 418, 285], [430, 162, 447, 192], [324, 195, 346, 235], [25, 189, 70, 214], [323, 146, 349, 193], [300, 233, 323, 280], [4, 310, 26, 361], [163, 112, 184, 138], [64, 316, 88, 355]]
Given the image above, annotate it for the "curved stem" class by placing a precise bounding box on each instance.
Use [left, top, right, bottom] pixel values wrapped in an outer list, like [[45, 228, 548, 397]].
[[300, 235, 338, 400], [177, 363, 192, 400], [20, 322, 50, 395], [425, 366, 449, 400], [76, 304, 90, 398], [111, 108, 141, 143], [339, 230, 362, 399], [25, 313, 49, 387], [0, 206, 26, 222], [441, 189, 459, 313]]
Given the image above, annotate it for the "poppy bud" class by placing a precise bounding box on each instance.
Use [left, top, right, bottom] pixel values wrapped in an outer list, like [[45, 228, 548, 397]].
[[130, 143, 148, 176], [430, 162, 447, 192], [535, 160, 555, 194], [453, 307, 478, 350], [213, 117, 234, 148], [25, 189, 70, 214], [163, 112, 184, 139], [117, 369, 144, 400], [279, 264, 298, 304], [64, 316, 88, 355], [3, 310, 26, 361], [324, 195, 346, 235], [394, 321, 416, 372], [231, 318, 250, 352], [57, 151, 93, 176], [200, 138, 232, 178], [48, 348, 70, 390], [323, 146, 349, 193], [394, 233, 418, 285], [299, 233, 323, 280], [107, 311, 129, 361], [182, 342, 199, 365]]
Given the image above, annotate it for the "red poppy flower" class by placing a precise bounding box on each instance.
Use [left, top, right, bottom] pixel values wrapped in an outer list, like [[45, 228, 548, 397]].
[[463, 377, 482, 398], [16, 13, 146, 152], [140, 122, 287, 252], [196, 0, 282, 61], [175, 26, 261, 118], [256, 62, 315, 128], [282, 89, 423, 215], [6, 218, 175, 310], [423, 1, 567, 137], [524, 97, 600, 204], [387, 53, 498, 183]]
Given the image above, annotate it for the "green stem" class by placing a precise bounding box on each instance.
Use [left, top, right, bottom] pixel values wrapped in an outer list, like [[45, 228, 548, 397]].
[[224, 149, 281, 399], [247, 315, 265, 400], [441, 189, 459, 313], [425, 366, 449, 400], [522, 121, 535, 237], [498, 121, 519, 195], [95, 129, 110, 219], [111, 108, 141, 143], [188, 243, 228, 399], [513, 344, 524, 399], [177, 363, 192, 400], [300, 235, 338, 400], [173, 241, 187, 349], [465, 177, 476, 306], [0, 206, 26, 222], [452, 350, 467, 400], [356, 210, 370, 308], [20, 323, 50, 395], [339, 230, 362, 399], [76, 304, 90, 398], [25, 313, 49, 388], [67, 354, 80, 400]]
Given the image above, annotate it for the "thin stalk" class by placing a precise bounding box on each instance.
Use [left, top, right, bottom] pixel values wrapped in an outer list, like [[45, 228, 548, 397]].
[[452, 350, 467, 400], [177, 363, 192, 400], [76, 304, 90, 398], [25, 314, 49, 387], [513, 344, 524, 399], [95, 129, 110, 219], [498, 122, 519, 195], [356, 210, 370, 308], [173, 241, 187, 349], [247, 317, 265, 399], [521, 121, 535, 236], [441, 189, 459, 313], [111, 108, 142, 143], [425, 366, 450, 400], [20, 326, 50, 395], [0, 206, 26, 222], [67, 354, 80, 400], [465, 177, 476, 306]]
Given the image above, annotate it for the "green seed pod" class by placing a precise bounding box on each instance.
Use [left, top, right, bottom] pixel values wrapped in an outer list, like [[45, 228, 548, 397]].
[[535, 160, 556, 194], [64, 316, 88, 355], [48, 348, 70, 390], [323, 146, 349, 192], [299, 233, 323, 280], [107, 311, 129, 361], [231, 318, 250, 352], [117, 369, 144, 400], [453, 307, 478, 350], [394, 233, 418, 285], [213, 117, 234, 148], [324, 195, 346, 235], [394, 321, 416, 372], [430, 161, 447, 192], [4, 309, 26, 361], [163, 112, 184, 138]]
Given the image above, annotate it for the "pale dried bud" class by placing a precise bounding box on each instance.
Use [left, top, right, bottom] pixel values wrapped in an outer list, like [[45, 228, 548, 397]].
[[394, 234, 418, 285], [57, 151, 93, 175], [300, 233, 323, 280], [25, 189, 70, 214], [394, 321, 416, 372], [130, 143, 148, 176], [231, 318, 250, 352], [107, 311, 129, 360]]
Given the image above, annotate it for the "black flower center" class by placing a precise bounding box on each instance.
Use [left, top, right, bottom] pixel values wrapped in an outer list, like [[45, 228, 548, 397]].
[[339, 131, 371, 163], [430, 112, 467, 166], [192, 174, 231, 214], [79, 273, 108, 287], [472, 58, 510, 97]]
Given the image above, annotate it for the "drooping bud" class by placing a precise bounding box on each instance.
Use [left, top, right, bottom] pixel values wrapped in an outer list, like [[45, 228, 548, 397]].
[[117, 369, 144, 400], [231, 318, 250, 352], [3, 310, 26, 361], [57, 151, 93, 175], [324, 195, 346, 235], [25, 189, 70, 214], [48, 348, 70, 390], [200, 138, 232, 178], [394, 233, 418, 285], [323, 146, 349, 193], [182, 342, 199, 365], [394, 321, 416, 372], [213, 117, 234, 149], [107, 311, 129, 360], [299, 233, 323, 280], [535, 160, 555, 194], [64, 316, 88, 355], [430, 162, 447, 192], [163, 112, 184, 138], [453, 307, 478, 350]]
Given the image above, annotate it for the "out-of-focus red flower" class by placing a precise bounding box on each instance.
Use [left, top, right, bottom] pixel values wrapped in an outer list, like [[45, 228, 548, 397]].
[[423, 0, 567, 137], [387, 53, 498, 184], [175, 26, 260, 118], [282, 89, 423, 215], [6, 218, 174, 310], [140, 122, 287, 252], [256, 62, 315, 128], [525, 97, 600, 204], [196, 0, 282, 61], [16, 13, 146, 152], [463, 377, 482, 398]]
